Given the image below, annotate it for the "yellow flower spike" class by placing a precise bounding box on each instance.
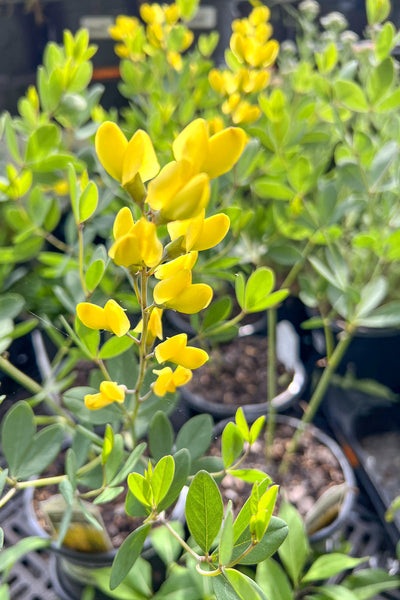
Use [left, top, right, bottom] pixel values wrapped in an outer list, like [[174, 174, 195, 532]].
[[154, 252, 198, 280], [255, 23, 273, 44], [109, 216, 163, 269], [164, 283, 213, 314], [140, 3, 164, 24], [153, 270, 192, 304], [165, 3, 180, 24], [152, 366, 192, 397], [230, 32, 246, 62], [182, 30, 194, 51], [155, 334, 208, 369], [84, 381, 126, 410], [95, 122, 128, 182], [122, 129, 160, 186], [168, 212, 230, 252], [173, 118, 247, 180], [77, 299, 130, 337]]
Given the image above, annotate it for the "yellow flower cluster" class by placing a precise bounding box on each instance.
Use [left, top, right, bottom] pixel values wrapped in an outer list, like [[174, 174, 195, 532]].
[[109, 3, 193, 71], [76, 118, 246, 406], [209, 6, 279, 124]]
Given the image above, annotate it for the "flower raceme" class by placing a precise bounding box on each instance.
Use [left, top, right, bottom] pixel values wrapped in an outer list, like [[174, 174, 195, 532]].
[[152, 365, 192, 397], [109, 207, 163, 269], [77, 299, 130, 337], [155, 334, 208, 369], [84, 381, 126, 410]]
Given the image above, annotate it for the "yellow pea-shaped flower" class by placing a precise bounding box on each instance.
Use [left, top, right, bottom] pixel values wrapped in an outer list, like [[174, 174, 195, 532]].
[[152, 365, 192, 397], [109, 210, 163, 269], [155, 334, 208, 369], [167, 211, 230, 252], [77, 299, 130, 337], [84, 381, 126, 410]]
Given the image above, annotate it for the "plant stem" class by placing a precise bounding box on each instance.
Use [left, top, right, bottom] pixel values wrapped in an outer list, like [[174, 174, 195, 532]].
[[161, 519, 202, 561], [283, 325, 355, 464], [0, 487, 17, 509]]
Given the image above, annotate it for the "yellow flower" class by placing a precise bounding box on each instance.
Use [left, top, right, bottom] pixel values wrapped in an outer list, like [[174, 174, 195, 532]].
[[153, 264, 213, 314], [155, 333, 208, 369], [95, 121, 160, 187], [146, 159, 210, 222], [232, 101, 261, 124], [209, 69, 226, 95], [207, 116, 225, 136], [84, 381, 125, 410], [167, 210, 230, 252], [222, 92, 241, 115], [155, 252, 198, 280], [109, 208, 163, 269], [135, 307, 163, 343], [249, 5, 271, 26], [165, 4, 180, 25], [152, 365, 192, 397], [77, 299, 130, 337], [172, 118, 247, 180], [167, 50, 183, 71], [140, 3, 165, 24]]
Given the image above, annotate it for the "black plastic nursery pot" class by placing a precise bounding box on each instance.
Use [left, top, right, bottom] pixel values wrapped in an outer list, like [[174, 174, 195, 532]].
[[180, 317, 308, 421], [311, 323, 400, 393], [23, 485, 187, 600], [322, 387, 400, 549], [214, 413, 357, 546]]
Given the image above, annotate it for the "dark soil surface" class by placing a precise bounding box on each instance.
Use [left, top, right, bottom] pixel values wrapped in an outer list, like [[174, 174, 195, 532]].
[[212, 423, 345, 524], [187, 336, 291, 406]]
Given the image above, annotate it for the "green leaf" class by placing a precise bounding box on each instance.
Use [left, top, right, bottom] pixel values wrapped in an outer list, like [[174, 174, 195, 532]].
[[375, 21, 395, 61], [354, 276, 387, 321], [367, 0, 390, 26], [93, 486, 124, 505], [231, 517, 288, 565], [4, 115, 21, 163], [175, 414, 213, 461], [225, 569, 268, 600], [376, 88, 400, 112], [157, 448, 191, 512], [176, 0, 199, 20], [151, 455, 175, 506], [110, 442, 146, 486], [256, 558, 293, 600], [249, 417, 265, 444], [369, 141, 398, 191], [235, 407, 250, 441], [0, 294, 25, 320], [79, 181, 98, 223], [233, 478, 270, 541], [244, 267, 274, 312], [222, 422, 243, 469], [85, 259, 105, 293], [151, 522, 185, 565], [149, 411, 174, 461], [202, 296, 232, 331], [287, 157, 312, 193], [98, 336, 134, 359], [253, 178, 294, 200], [17, 424, 64, 479], [0, 469, 8, 498], [278, 502, 310, 586], [213, 575, 242, 600], [25, 124, 61, 162], [235, 273, 246, 310], [357, 301, 400, 328], [110, 524, 151, 590], [316, 585, 359, 600], [302, 554, 367, 584], [367, 58, 394, 104], [63, 387, 123, 426], [219, 501, 234, 565], [128, 472, 153, 507], [0, 537, 50, 572], [334, 81, 369, 112], [185, 470, 223, 553], [104, 434, 124, 485], [344, 568, 400, 599], [1, 402, 35, 477]]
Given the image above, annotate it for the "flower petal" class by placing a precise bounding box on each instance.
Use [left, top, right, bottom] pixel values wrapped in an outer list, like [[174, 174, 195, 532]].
[[95, 122, 128, 182], [104, 299, 130, 336], [201, 128, 247, 179], [165, 283, 213, 314], [99, 381, 125, 403], [172, 119, 209, 167], [191, 213, 230, 251], [122, 130, 160, 186], [77, 302, 107, 330], [153, 270, 192, 304], [113, 206, 135, 240], [155, 333, 187, 364], [154, 252, 198, 280]]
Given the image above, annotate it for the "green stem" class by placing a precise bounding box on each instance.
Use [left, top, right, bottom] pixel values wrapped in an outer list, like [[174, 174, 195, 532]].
[[161, 519, 202, 561], [0, 487, 17, 509], [284, 324, 355, 462]]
